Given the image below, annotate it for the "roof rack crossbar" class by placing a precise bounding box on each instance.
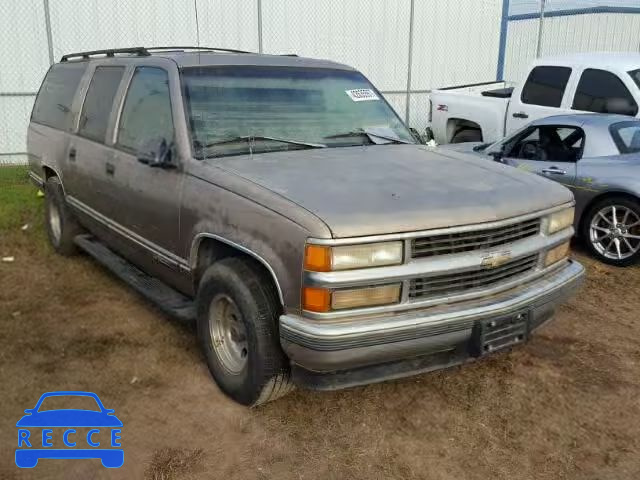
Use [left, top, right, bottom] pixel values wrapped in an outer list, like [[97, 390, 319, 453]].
[[145, 46, 253, 54], [60, 47, 150, 62]]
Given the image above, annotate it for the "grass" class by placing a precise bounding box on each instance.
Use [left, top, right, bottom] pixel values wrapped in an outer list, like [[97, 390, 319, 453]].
[[0, 165, 42, 232]]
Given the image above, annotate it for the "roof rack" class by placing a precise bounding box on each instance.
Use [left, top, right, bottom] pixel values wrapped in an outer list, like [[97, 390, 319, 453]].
[[145, 46, 253, 54], [60, 47, 150, 62]]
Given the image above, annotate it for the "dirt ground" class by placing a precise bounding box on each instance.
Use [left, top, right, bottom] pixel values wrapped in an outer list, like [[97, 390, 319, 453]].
[[1, 168, 639, 479]]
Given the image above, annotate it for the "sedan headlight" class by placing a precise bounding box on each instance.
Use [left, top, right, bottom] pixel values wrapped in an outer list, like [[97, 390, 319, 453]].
[[304, 242, 403, 271], [547, 207, 575, 234]]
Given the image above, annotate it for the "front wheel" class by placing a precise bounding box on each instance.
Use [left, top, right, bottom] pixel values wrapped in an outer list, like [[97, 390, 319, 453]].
[[197, 258, 294, 406], [582, 196, 640, 266]]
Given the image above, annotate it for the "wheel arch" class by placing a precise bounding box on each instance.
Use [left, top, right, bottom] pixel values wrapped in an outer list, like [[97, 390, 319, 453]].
[[446, 118, 483, 142], [190, 233, 285, 306]]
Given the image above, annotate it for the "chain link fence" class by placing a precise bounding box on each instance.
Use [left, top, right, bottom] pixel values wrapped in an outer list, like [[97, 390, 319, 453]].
[[1, 1, 640, 165]]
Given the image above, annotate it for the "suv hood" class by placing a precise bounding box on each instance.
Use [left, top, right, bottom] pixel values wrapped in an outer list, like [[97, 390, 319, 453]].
[[212, 144, 573, 238]]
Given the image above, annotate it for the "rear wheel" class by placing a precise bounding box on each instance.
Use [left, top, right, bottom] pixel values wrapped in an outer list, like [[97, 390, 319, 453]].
[[582, 196, 640, 266], [44, 176, 83, 256], [451, 128, 482, 144], [197, 257, 294, 406]]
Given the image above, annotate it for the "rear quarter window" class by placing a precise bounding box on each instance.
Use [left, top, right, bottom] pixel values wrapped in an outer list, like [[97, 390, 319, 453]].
[[572, 69, 638, 116], [610, 121, 640, 154], [32, 63, 87, 130], [521, 66, 572, 108]]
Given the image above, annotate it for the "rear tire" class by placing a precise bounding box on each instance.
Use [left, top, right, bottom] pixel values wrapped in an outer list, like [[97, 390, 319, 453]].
[[581, 196, 640, 267], [44, 176, 83, 256], [451, 128, 482, 144], [197, 257, 294, 406]]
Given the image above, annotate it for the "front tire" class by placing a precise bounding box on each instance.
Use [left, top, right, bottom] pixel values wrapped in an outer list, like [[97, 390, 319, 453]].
[[581, 196, 640, 266], [44, 176, 83, 256], [197, 258, 294, 406]]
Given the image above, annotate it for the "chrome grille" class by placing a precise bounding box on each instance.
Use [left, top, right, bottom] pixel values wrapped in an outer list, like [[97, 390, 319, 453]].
[[409, 254, 538, 300], [411, 218, 541, 258]]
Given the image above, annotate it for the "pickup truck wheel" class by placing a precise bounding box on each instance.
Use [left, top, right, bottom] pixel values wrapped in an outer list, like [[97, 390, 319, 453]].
[[582, 196, 640, 266], [197, 258, 294, 406], [451, 128, 482, 144], [44, 176, 82, 256]]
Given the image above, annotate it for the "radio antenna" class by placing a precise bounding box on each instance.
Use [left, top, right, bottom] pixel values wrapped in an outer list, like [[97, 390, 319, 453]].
[[194, 0, 201, 62]]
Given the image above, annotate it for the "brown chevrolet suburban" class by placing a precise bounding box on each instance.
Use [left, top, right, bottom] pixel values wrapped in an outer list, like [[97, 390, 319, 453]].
[[28, 46, 584, 406]]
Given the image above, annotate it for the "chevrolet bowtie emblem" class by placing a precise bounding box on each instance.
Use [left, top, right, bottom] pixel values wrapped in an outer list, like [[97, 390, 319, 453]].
[[481, 251, 512, 269]]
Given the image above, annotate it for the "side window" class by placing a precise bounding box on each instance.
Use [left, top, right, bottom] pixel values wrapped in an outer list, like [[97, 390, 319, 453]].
[[610, 121, 640, 154], [572, 69, 638, 116], [32, 63, 87, 130], [78, 66, 125, 142], [521, 66, 572, 108], [117, 67, 174, 152], [506, 125, 584, 162]]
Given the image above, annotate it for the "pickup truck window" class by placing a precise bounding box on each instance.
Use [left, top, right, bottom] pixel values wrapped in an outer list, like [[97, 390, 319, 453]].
[[31, 62, 87, 130], [610, 121, 640, 154], [506, 125, 584, 162], [572, 69, 638, 116], [631, 69, 640, 89], [521, 66, 572, 108], [78, 66, 125, 142], [117, 67, 174, 153], [182, 66, 413, 158]]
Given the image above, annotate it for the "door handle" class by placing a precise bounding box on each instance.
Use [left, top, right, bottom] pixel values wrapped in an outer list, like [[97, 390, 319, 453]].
[[542, 167, 566, 175], [512, 112, 529, 119], [105, 162, 115, 176], [68, 147, 76, 161]]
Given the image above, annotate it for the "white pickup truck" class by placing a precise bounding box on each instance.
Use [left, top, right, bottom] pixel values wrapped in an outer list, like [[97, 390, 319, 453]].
[[429, 53, 640, 144]]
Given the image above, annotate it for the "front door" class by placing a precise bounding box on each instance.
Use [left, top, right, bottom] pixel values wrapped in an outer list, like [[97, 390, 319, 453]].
[[109, 66, 184, 275], [502, 124, 584, 190]]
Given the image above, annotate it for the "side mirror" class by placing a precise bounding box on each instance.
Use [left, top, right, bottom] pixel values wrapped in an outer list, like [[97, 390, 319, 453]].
[[488, 150, 505, 163], [137, 138, 175, 169]]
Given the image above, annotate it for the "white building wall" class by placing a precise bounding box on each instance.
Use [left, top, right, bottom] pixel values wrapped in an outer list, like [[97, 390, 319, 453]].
[[504, 12, 640, 84]]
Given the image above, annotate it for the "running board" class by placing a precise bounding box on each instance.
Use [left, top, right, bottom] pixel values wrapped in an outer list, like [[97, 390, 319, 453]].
[[74, 234, 196, 323]]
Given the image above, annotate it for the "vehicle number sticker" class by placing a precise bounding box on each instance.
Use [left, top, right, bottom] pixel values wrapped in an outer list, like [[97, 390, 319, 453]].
[[345, 89, 379, 102]]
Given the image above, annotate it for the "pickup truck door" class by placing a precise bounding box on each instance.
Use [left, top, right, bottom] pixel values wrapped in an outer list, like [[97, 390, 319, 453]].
[[506, 66, 574, 134], [108, 65, 184, 274], [502, 124, 581, 190]]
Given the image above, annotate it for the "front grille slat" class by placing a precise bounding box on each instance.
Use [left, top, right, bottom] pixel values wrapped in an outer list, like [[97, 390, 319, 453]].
[[412, 218, 541, 258], [409, 254, 538, 300]]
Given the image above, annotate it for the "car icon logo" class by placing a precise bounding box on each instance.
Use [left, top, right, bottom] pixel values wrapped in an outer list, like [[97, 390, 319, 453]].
[[15, 391, 123, 468]]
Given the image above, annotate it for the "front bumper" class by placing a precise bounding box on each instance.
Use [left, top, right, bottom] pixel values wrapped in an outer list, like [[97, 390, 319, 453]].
[[280, 259, 584, 389]]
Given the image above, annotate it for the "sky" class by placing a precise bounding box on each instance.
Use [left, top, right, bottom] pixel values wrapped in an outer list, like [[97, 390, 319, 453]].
[[509, 0, 640, 15]]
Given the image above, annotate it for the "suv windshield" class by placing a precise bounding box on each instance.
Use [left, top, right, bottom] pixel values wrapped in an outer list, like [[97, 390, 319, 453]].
[[182, 66, 414, 158]]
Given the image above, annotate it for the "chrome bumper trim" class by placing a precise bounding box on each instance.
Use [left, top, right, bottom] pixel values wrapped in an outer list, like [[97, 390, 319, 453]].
[[280, 260, 584, 371]]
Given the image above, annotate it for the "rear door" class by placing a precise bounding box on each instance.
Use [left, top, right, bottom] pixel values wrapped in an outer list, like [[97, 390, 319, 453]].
[[502, 124, 583, 189], [68, 65, 126, 220], [506, 66, 573, 133]]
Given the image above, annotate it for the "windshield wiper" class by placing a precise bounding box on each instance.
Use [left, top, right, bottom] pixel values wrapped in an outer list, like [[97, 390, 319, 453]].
[[197, 135, 327, 151], [324, 128, 412, 145]]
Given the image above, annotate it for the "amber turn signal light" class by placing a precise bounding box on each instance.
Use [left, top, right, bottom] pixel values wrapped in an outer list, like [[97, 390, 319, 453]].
[[302, 287, 331, 312], [304, 245, 331, 272]]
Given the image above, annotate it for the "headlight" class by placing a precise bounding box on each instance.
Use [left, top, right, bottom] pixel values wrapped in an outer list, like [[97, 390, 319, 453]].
[[547, 207, 575, 234], [303, 284, 401, 312], [544, 242, 570, 267], [304, 242, 403, 271]]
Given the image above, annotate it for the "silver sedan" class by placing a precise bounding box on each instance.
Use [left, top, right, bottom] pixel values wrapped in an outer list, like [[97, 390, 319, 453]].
[[451, 114, 640, 266]]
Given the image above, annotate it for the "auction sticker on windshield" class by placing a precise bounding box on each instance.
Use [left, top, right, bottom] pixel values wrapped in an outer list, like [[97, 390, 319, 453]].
[[345, 89, 379, 102]]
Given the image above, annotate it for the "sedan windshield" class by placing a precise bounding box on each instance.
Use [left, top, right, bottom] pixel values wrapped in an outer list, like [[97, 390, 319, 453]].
[[181, 66, 414, 158]]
